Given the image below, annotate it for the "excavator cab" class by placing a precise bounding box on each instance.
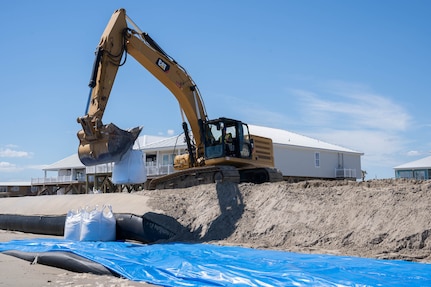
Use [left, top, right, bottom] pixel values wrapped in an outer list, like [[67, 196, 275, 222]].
[[203, 118, 253, 160]]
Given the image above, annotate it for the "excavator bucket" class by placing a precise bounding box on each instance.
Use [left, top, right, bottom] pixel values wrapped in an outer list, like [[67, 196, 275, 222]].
[[77, 123, 142, 166]]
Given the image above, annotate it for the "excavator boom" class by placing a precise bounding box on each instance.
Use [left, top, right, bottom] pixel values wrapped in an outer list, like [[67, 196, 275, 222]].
[[77, 8, 207, 166]]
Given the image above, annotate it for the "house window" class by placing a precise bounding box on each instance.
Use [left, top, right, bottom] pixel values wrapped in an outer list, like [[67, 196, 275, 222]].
[[162, 154, 169, 166], [414, 170, 426, 180], [315, 152, 320, 168], [10, 186, 19, 192], [397, 170, 413, 179], [162, 154, 175, 166]]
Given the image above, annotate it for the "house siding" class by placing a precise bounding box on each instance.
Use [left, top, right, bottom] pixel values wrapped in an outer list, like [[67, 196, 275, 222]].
[[274, 145, 361, 179]]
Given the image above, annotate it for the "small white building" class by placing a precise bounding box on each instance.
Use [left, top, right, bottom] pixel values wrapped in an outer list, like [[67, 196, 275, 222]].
[[31, 154, 87, 194], [394, 156, 431, 180]]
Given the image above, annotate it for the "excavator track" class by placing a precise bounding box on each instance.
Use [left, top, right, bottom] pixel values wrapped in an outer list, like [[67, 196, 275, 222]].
[[147, 166, 240, 190], [147, 166, 283, 190], [239, 167, 284, 184]]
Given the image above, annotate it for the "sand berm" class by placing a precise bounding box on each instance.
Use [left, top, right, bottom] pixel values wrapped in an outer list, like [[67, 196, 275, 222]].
[[145, 178, 431, 263]]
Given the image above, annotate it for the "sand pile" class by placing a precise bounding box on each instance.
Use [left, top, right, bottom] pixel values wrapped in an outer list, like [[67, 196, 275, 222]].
[[142, 179, 431, 262]]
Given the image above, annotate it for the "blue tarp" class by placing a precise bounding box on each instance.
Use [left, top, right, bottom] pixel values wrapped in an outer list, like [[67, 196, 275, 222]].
[[1, 238, 431, 286]]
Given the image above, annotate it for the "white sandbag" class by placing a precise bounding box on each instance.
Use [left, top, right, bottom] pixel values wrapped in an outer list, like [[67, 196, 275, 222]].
[[112, 149, 147, 184], [80, 205, 116, 241], [64, 209, 82, 241]]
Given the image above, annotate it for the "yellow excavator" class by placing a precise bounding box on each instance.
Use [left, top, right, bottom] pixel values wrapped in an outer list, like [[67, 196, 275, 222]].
[[77, 8, 282, 189]]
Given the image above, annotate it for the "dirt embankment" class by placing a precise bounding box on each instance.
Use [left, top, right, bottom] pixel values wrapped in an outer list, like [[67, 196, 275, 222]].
[[142, 179, 431, 262]]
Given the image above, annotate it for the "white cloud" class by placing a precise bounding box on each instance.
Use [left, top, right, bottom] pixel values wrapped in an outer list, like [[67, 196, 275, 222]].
[[309, 129, 406, 167], [0, 146, 36, 178], [291, 83, 411, 132], [244, 109, 292, 128], [167, 129, 175, 136], [286, 80, 415, 177], [0, 147, 32, 158], [27, 164, 49, 170], [200, 80, 417, 178], [406, 150, 421, 156], [0, 161, 14, 168], [0, 161, 19, 172], [207, 91, 295, 128]]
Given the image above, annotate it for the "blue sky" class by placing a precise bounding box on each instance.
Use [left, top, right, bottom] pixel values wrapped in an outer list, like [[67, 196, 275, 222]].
[[0, 1, 430, 181]]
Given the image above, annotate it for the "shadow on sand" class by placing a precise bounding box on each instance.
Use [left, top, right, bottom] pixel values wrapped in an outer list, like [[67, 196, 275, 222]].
[[139, 182, 245, 244]]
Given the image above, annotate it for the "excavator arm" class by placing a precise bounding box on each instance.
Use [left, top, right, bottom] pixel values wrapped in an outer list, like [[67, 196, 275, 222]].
[[77, 8, 208, 166]]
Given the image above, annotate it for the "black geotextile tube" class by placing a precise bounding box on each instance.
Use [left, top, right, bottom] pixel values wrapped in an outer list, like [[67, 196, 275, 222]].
[[0, 213, 178, 243], [3, 250, 115, 276], [115, 212, 177, 242], [0, 214, 66, 236]]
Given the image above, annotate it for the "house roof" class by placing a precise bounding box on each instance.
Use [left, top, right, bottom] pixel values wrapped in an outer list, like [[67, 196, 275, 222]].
[[43, 154, 85, 171], [248, 125, 361, 154], [134, 135, 169, 148], [139, 134, 187, 151], [394, 155, 431, 170], [0, 181, 31, 187]]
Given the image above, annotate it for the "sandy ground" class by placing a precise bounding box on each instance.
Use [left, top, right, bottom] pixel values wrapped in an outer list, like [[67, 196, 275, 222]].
[[1, 178, 430, 286]]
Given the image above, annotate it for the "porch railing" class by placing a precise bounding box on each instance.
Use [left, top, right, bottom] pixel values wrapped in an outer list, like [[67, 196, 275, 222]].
[[335, 168, 357, 179], [32, 163, 174, 185], [31, 175, 86, 185]]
